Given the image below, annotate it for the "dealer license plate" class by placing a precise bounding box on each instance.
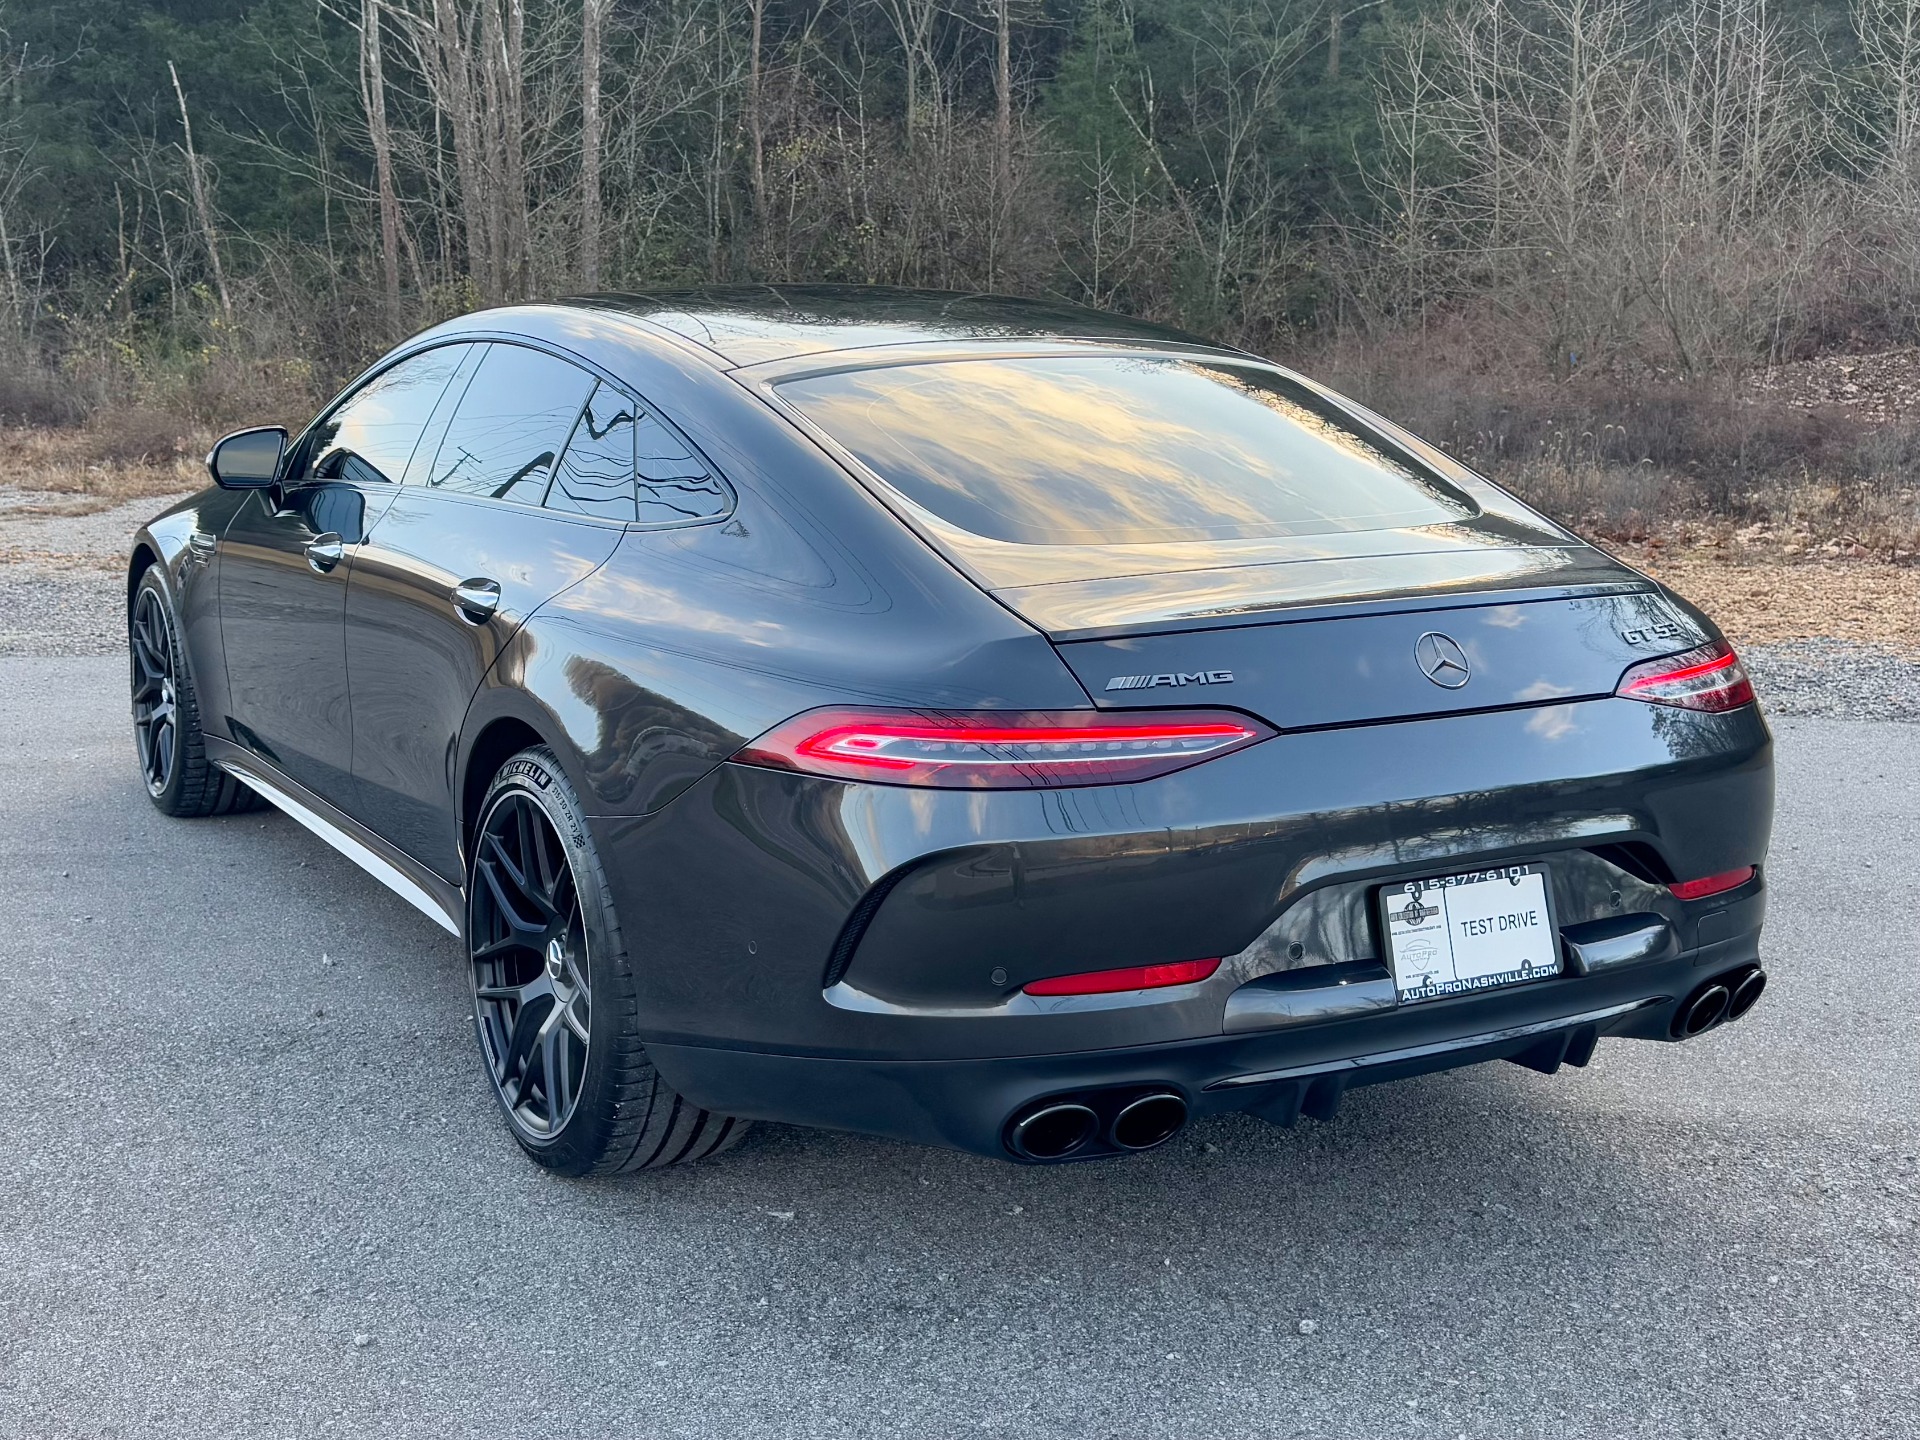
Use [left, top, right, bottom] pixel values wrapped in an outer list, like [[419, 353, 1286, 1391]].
[[1380, 865, 1559, 1003]]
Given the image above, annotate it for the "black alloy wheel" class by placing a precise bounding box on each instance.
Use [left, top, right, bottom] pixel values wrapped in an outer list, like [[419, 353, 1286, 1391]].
[[470, 790, 592, 1141], [126, 569, 261, 817], [130, 585, 180, 797], [465, 747, 747, 1173]]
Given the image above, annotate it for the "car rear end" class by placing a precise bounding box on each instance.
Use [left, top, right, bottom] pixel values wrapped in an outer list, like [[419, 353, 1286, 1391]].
[[630, 343, 1774, 1162]]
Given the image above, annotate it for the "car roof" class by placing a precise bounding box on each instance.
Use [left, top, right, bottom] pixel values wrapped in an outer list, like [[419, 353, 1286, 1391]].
[[554, 285, 1226, 367]]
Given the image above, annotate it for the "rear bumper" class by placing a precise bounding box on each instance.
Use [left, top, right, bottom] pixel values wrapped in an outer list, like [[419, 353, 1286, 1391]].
[[648, 911, 1762, 1160], [590, 693, 1773, 1156]]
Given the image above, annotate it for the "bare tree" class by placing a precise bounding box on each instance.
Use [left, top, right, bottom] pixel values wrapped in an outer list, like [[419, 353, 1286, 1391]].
[[168, 61, 233, 322], [0, 17, 49, 342], [1850, 0, 1920, 328], [1364, 0, 1828, 373], [580, 0, 606, 285], [747, 0, 768, 226], [1110, 0, 1319, 329], [993, 0, 1011, 199], [874, 0, 945, 143], [361, 0, 403, 320]]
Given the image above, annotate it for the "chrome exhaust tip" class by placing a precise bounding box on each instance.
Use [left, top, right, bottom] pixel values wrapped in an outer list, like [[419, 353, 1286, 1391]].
[[1109, 1092, 1189, 1152], [1007, 1102, 1099, 1161], [1726, 967, 1767, 1022]]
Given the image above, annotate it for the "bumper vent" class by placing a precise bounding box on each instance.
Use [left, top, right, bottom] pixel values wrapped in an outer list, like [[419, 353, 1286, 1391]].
[[821, 866, 912, 989]]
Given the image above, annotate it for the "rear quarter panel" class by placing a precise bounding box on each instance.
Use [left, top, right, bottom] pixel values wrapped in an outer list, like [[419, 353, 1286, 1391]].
[[456, 346, 1091, 828]]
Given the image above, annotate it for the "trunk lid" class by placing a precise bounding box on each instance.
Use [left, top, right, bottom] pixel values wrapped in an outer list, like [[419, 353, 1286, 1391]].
[[1045, 561, 1706, 732]]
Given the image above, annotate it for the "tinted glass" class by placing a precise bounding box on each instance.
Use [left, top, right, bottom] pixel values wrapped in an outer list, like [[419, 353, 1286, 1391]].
[[634, 409, 731, 525], [548, 383, 637, 521], [422, 344, 596, 503], [546, 382, 734, 526], [777, 356, 1471, 545], [304, 345, 470, 487]]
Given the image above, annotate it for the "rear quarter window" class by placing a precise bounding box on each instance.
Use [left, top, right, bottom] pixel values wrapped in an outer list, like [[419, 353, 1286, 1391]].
[[546, 381, 735, 526], [776, 355, 1473, 545]]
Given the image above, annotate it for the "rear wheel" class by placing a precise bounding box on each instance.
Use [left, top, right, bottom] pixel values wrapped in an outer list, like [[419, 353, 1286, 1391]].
[[129, 568, 261, 817], [467, 746, 748, 1173]]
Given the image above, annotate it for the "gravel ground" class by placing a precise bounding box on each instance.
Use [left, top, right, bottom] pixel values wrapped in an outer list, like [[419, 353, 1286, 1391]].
[[0, 566, 127, 658], [1, 658, 1915, 1439], [1743, 640, 1920, 721], [0, 490, 189, 658]]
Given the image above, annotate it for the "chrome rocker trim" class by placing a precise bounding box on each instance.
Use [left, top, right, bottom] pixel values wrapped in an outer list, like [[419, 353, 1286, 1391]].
[[211, 745, 464, 936]]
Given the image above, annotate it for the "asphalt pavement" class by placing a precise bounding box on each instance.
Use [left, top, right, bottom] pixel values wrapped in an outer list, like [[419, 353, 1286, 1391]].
[[2, 655, 1915, 1439]]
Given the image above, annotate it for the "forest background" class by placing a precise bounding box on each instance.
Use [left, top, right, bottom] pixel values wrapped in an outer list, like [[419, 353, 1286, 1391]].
[[2, 0, 1918, 631]]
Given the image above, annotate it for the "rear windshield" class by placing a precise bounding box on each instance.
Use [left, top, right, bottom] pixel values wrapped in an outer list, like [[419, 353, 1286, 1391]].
[[776, 355, 1471, 545]]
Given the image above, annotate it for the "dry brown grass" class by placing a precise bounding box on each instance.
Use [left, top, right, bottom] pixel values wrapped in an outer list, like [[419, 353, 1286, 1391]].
[[0, 425, 204, 515], [1622, 544, 1919, 650], [1513, 467, 1920, 559]]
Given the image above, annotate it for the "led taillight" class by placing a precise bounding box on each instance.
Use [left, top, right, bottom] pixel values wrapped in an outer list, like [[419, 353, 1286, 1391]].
[[1615, 640, 1755, 713], [1025, 958, 1221, 996], [1670, 866, 1756, 900], [735, 708, 1272, 788]]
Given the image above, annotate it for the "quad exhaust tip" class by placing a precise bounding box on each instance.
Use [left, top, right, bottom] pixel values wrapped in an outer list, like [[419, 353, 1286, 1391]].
[[1110, 1093, 1189, 1152], [1006, 1090, 1191, 1161], [1727, 967, 1767, 1021], [1007, 1102, 1099, 1161], [1673, 966, 1766, 1039], [1678, 983, 1731, 1038]]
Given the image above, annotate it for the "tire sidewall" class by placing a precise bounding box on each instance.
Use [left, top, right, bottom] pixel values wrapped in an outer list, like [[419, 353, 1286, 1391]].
[[469, 747, 629, 1172], [131, 568, 189, 810]]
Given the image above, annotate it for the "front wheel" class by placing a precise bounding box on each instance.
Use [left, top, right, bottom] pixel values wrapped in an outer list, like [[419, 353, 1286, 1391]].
[[467, 746, 748, 1173], [129, 567, 261, 817]]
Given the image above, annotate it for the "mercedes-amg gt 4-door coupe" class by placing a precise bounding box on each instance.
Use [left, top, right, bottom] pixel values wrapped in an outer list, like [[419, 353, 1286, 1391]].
[[128, 288, 1772, 1172]]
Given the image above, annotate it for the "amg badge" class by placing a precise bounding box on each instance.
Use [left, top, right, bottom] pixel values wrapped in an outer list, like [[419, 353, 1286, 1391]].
[[1105, 670, 1235, 692]]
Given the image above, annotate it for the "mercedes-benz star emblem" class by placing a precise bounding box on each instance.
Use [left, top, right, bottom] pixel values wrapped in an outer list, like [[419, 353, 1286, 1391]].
[[1415, 631, 1472, 689]]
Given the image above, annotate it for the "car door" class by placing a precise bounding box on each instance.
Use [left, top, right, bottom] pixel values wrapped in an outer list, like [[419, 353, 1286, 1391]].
[[218, 343, 473, 802], [342, 342, 632, 879]]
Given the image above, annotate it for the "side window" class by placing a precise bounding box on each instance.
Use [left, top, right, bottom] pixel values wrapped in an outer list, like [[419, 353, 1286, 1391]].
[[421, 344, 596, 503], [634, 407, 733, 525], [301, 344, 471, 487], [548, 383, 638, 522], [546, 382, 736, 526]]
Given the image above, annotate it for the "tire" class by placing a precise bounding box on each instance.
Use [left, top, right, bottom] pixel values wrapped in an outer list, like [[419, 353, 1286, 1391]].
[[467, 745, 749, 1174], [129, 567, 263, 818]]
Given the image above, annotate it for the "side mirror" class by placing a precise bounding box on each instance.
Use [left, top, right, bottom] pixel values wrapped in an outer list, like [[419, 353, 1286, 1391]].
[[207, 426, 287, 489]]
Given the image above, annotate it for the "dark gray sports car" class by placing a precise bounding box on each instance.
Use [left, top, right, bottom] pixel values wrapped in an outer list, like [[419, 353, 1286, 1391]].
[[128, 287, 1772, 1171]]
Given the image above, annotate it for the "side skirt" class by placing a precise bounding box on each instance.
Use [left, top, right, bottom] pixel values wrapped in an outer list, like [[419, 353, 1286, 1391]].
[[207, 739, 465, 937]]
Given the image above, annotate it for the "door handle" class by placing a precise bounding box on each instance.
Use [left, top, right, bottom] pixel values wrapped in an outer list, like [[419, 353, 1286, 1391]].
[[305, 533, 345, 574], [452, 577, 502, 624]]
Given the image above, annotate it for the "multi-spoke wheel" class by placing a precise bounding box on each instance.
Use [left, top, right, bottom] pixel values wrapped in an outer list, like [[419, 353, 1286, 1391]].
[[130, 585, 179, 797], [127, 567, 261, 817], [471, 791, 593, 1140], [466, 746, 748, 1173]]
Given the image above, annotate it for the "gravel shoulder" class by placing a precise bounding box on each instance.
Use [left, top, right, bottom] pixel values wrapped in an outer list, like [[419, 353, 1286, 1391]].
[[0, 489, 190, 658]]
